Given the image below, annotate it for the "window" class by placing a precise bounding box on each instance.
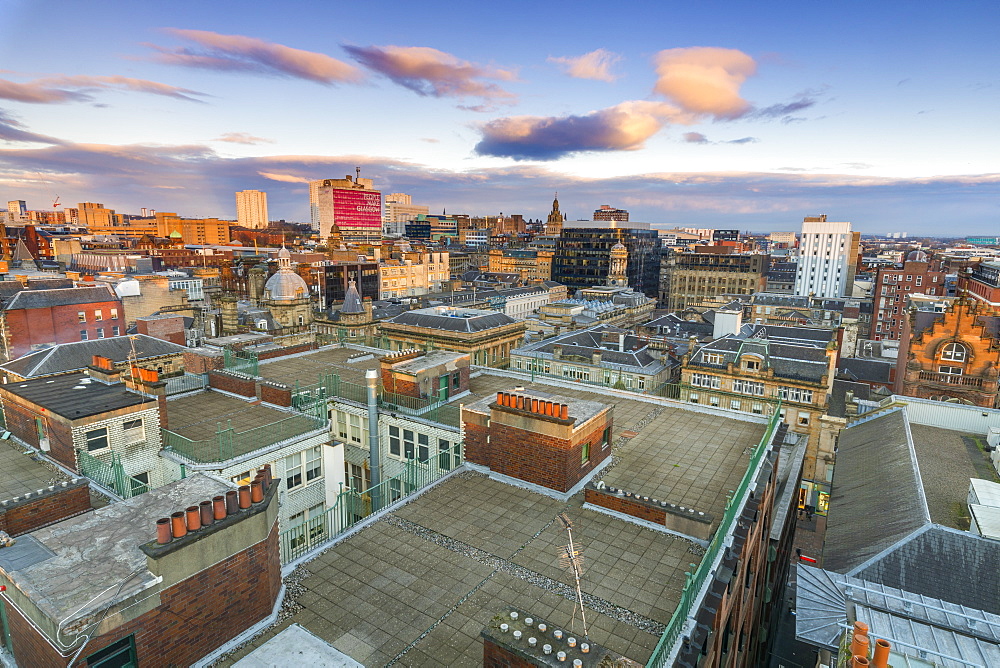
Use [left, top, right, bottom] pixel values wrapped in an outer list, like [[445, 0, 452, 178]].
[[86, 634, 136, 668], [417, 433, 429, 462], [110, 308, 118, 320], [733, 379, 765, 396], [389, 425, 401, 456], [348, 463, 367, 491], [778, 387, 813, 404], [797, 412, 810, 427], [122, 418, 144, 444], [403, 429, 415, 459], [703, 353, 723, 365], [94, 310, 103, 321], [709, 396, 720, 407], [285, 453, 303, 490], [231, 470, 252, 485], [939, 365, 963, 376], [730, 399, 742, 411], [751, 402, 764, 415], [112, 326, 120, 336], [80, 330, 88, 341], [743, 358, 761, 371], [336, 412, 348, 440], [915, 276, 922, 286], [78, 311, 86, 323], [307, 503, 325, 541], [96, 328, 105, 339], [453, 372, 461, 389], [689, 392, 699, 404], [601, 426, 611, 449], [305, 446, 322, 481], [940, 343, 967, 362], [85, 427, 108, 452], [691, 373, 721, 389], [438, 439, 453, 470], [349, 413, 362, 444]]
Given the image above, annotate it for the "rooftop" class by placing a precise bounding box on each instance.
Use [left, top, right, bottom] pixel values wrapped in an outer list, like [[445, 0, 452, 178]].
[[0, 438, 77, 503], [4, 285, 118, 310], [385, 306, 519, 333], [0, 334, 187, 380], [0, 372, 154, 420]]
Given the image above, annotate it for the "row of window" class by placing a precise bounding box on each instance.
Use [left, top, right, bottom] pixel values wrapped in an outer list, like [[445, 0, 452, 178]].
[[77, 308, 119, 323], [84, 418, 145, 452], [80, 326, 121, 340], [688, 374, 814, 403], [388, 426, 461, 470], [687, 392, 812, 426]]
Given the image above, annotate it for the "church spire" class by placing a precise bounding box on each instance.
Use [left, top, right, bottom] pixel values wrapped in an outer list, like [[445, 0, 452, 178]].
[[546, 192, 564, 235]]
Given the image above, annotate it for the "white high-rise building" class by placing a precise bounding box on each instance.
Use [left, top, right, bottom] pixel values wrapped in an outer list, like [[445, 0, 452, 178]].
[[235, 190, 269, 229], [793, 215, 861, 298], [383, 193, 429, 236], [7, 200, 26, 223]]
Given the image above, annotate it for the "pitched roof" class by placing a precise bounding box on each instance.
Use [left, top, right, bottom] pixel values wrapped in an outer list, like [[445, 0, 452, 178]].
[[823, 409, 930, 573], [0, 334, 186, 379], [386, 307, 517, 333], [838, 357, 894, 383], [4, 285, 118, 310]]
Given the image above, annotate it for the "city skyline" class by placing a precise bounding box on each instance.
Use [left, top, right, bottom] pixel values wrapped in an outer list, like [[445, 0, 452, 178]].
[[0, 1, 997, 233]]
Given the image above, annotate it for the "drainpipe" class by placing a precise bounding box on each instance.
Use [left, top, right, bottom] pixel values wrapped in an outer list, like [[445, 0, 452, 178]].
[[365, 368, 382, 512]]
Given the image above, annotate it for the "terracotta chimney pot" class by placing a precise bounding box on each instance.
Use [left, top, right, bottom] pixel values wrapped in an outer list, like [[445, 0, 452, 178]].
[[853, 621, 869, 638], [170, 511, 187, 538], [516, 395, 524, 410], [238, 485, 252, 509], [872, 639, 891, 668], [850, 634, 870, 660], [531, 398, 539, 412], [560, 404, 569, 420], [251, 480, 264, 503], [496, 392, 504, 405], [185, 505, 201, 532], [156, 518, 171, 544], [199, 500, 214, 526], [225, 490, 239, 515], [213, 495, 226, 520], [852, 657, 869, 668]]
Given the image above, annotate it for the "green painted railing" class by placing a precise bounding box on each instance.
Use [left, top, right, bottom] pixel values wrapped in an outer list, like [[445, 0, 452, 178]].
[[223, 347, 259, 376], [279, 442, 463, 563], [645, 404, 782, 668], [162, 411, 327, 464], [77, 449, 151, 499]]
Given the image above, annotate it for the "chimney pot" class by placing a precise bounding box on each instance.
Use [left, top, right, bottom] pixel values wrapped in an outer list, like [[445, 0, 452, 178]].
[[226, 489, 239, 515], [185, 505, 201, 532], [872, 639, 891, 668], [213, 495, 226, 520], [496, 392, 504, 405], [238, 485, 252, 509], [199, 500, 214, 526], [531, 398, 539, 412], [156, 518, 171, 544], [251, 480, 264, 503], [170, 511, 187, 538], [517, 395, 525, 410], [851, 634, 870, 660], [560, 404, 569, 420]]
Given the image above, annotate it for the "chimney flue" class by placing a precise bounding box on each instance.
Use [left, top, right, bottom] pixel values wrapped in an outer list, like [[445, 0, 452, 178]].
[[156, 518, 171, 544]]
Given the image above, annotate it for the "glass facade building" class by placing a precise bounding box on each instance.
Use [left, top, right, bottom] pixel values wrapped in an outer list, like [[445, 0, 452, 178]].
[[553, 226, 661, 296]]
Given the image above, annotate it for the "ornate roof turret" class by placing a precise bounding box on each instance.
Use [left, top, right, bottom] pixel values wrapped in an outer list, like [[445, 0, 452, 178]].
[[341, 279, 364, 314]]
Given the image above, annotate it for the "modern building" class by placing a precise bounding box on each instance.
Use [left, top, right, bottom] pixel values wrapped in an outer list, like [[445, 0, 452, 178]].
[[553, 220, 660, 297], [592, 204, 629, 222], [793, 215, 861, 298], [321, 260, 380, 308], [768, 231, 797, 247], [896, 296, 1000, 408], [659, 251, 769, 311], [379, 305, 526, 367], [871, 250, 947, 341], [235, 189, 269, 229], [312, 174, 382, 243], [5, 200, 26, 223], [77, 201, 117, 228], [383, 192, 429, 236]]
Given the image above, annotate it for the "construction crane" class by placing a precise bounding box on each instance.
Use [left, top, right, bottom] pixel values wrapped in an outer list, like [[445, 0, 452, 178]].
[[52, 196, 61, 209]]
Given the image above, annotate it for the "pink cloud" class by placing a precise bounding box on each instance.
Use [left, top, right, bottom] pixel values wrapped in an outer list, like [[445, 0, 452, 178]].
[[154, 29, 364, 84], [343, 45, 516, 108], [0, 75, 206, 104], [258, 171, 309, 183], [215, 132, 275, 145], [653, 47, 756, 119], [548, 49, 622, 82]]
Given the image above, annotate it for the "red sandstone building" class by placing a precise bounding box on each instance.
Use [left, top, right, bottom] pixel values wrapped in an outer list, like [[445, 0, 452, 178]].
[[872, 251, 947, 341], [0, 285, 125, 362]]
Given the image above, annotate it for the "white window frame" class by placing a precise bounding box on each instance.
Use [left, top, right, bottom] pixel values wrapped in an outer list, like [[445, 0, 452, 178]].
[[85, 427, 109, 452], [122, 418, 144, 444]]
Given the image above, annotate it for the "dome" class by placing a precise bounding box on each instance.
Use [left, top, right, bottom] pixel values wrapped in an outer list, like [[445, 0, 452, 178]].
[[611, 242, 627, 252], [264, 269, 308, 301], [906, 250, 929, 262]]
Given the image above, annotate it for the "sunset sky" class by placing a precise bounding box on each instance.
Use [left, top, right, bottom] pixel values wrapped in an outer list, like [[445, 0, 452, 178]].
[[1, 0, 997, 234]]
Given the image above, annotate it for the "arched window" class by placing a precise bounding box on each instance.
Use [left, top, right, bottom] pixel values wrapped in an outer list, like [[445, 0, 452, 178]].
[[940, 342, 968, 362]]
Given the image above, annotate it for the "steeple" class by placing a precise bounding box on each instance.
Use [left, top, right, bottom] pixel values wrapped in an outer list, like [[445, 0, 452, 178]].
[[607, 241, 629, 288], [545, 192, 564, 236]]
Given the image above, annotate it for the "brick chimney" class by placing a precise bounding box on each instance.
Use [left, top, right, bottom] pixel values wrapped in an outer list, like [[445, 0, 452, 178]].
[[87, 355, 121, 384]]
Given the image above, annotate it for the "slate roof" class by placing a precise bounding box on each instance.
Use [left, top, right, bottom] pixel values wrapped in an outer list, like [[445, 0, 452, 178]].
[[386, 307, 518, 333], [849, 524, 1000, 616], [512, 324, 668, 374], [688, 323, 831, 383], [827, 378, 872, 418], [0, 372, 153, 419], [4, 285, 118, 310], [640, 313, 714, 339], [838, 357, 894, 384], [0, 334, 187, 379], [823, 409, 930, 573]]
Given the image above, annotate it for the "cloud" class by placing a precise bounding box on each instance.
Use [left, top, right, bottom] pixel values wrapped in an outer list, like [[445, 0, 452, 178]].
[[725, 136, 758, 144], [153, 29, 363, 84], [343, 45, 516, 107], [653, 47, 756, 119], [215, 132, 274, 145], [683, 132, 709, 144], [475, 101, 679, 160], [0, 75, 206, 104], [0, 109, 65, 144], [420, 138, 440, 144], [750, 97, 816, 119], [258, 171, 309, 183], [548, 49, 621, 82]]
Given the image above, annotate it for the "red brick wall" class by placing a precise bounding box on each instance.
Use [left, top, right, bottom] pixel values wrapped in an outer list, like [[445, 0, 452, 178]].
[[585, 488, 667, 525], [183, 350, 223, 374], [0, 398, 77, 470], [463, 419, 490, 467], [256, 342, 316, 360], [3, 299, 124, 360], [260, 384, 292, 407], [483, 638, 536, 668], [136, 316, 185, 345], [3, 524, 282, 668], [208, 370, 256, 397], [0, 483, 91, 536], [382, 371, 420, 398]]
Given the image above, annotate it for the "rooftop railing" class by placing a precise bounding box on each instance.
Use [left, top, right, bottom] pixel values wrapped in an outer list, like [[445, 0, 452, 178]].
[[77, 449, 151, 499], [162, 411, 327, 464], [645, 404, 782, 667]]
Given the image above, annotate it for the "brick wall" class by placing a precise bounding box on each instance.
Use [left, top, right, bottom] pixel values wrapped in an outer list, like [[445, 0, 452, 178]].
[[0, 398, 77, 470], [0, 482, 91, 536], [183, 349, 223, 374], [3, 299, 124, 360], [3, 524, 281, 668], [136, 315, 185, 345], [208, 370, 256, 397], [383, 372, 420, 398], [585, 488, 668, 524], [259, 383, 292, 407], [482, 638, 536, 668], [256, 341, 316, 361]]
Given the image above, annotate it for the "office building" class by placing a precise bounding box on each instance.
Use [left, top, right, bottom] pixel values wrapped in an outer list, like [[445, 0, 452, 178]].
[[311, 174, 380, 242], [659, 251, 769, 311], [553, 220, 660, 297], [592, 204, 629, 222], [871, 251, 947, 341], [794, 215, 861, 298], [383, 192, 429, 236], [487, 248, 554, 281], [235, 189, 269, 229], [6, 200, 26, 223], [77, 201, 117, 228]]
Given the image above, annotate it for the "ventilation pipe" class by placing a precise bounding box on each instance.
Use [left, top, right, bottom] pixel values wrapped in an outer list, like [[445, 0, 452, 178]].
[[366, 368, 382, 511]]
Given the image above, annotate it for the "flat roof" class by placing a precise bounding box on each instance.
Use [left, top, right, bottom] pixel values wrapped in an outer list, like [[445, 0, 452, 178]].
[[166, 392, 319, 444], [0, 438, 77, 502], [0, 372, 153, 419], [257, 346, 384, 387], [220, 375, 769, 666], [0, 474, 228, 624]]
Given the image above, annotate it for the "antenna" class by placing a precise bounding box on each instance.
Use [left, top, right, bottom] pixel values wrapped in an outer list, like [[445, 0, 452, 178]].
[[556, 512, 589, 638]]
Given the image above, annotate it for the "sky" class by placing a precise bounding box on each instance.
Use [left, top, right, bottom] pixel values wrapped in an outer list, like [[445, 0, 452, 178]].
[[0, 0, 998, 235]]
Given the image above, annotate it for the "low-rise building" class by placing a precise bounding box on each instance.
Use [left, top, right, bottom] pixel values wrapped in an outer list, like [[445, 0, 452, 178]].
[[379, 251, 449, 299], [487, 248, 554, 282], [0, 334, 186, 382], [660, 251, 769, 311], [379, 305, 526, 367]]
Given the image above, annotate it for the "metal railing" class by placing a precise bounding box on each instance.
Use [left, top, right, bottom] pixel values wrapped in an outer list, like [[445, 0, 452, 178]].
[[645, 405, 783, 667], [162, 411, 327, 464], [279, 442, 464, 562], [163, 373, 207, 395], [223, 347, 259, 376], [77, 449, 151, 499]]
